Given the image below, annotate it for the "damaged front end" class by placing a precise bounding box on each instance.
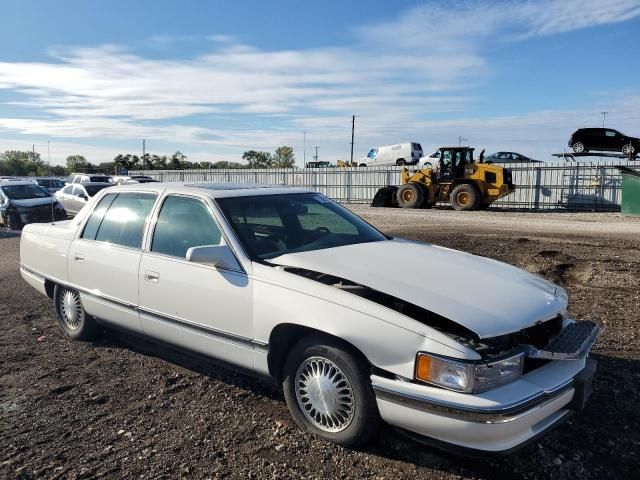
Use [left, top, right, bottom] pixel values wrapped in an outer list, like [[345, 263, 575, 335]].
[[278, 264, 600, 388]]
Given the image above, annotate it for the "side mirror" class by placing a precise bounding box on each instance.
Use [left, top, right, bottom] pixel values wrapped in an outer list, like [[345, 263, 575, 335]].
[[186, 245, 241, 271]]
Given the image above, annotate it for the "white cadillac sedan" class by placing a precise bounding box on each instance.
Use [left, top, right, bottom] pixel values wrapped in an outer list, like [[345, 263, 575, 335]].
[[19, 183, 599, 454]]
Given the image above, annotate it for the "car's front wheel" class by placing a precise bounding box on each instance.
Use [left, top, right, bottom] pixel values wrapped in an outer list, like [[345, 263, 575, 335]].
[[53, 285, 99, 340], [5, 212, 22, 230], [282, 335, 379, 447], [572, 142, 586, 153]]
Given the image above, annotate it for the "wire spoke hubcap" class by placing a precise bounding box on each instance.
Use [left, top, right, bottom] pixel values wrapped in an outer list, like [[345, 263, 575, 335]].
[[295, 357, 355, 432], [60, 289, 82, 330]]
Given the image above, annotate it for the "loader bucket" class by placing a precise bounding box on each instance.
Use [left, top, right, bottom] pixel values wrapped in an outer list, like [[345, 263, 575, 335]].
[[371, 186, 398, 207]]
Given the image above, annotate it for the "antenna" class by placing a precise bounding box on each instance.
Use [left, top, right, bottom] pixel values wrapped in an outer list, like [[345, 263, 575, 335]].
[[350, 115, 356, 165]]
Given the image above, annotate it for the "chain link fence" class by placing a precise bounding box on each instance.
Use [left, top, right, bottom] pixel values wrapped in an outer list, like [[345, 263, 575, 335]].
[[131, 159, 640, 211]]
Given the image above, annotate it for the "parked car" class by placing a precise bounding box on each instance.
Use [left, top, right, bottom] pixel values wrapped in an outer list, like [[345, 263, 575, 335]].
[[0, 180, 66, 230], [112, 175, 158, 185], [67, 173, 114, 185], [20, 183, 599, 453], [485, 152, 540, 163], [359, 142, 423, 167], [569, 128, 639, 156], [55, 182, 113, 216], [36, 177, 67, 193]]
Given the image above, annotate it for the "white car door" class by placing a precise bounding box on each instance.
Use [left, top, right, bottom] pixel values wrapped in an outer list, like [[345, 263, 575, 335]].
[[67, 191, 158, 332], [138, 194, 254, 369]]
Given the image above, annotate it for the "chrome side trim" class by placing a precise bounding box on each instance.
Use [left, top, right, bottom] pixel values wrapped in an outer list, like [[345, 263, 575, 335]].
[[19, 262, 268, 353], [138, 307, 268, 352], [372, 377, 574, 424]]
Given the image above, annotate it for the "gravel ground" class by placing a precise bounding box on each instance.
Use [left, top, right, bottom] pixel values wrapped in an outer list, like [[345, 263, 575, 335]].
[[1, 209, 639, 479]]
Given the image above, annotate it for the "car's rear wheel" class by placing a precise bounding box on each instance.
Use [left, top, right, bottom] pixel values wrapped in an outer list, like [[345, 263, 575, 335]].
[[282, 335, 379, 447], [359, 163, 367, 168], [53, 285, 98, 340], [572, 142, 586, 153], [450, 184, 480, 211], [396, 159, 406, 166], [622, 144, 636, 156]]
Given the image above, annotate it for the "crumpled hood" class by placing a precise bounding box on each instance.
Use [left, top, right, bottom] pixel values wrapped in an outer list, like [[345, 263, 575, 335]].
[[10, 197, 54, 209], [270, 239, 567, 339]]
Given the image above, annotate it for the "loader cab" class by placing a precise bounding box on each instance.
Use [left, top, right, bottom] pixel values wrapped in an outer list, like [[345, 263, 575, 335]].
[[438, 147, 474, 182]]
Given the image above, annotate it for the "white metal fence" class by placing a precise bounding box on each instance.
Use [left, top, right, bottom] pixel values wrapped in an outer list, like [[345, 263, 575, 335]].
[[132, 159, 640, 211]]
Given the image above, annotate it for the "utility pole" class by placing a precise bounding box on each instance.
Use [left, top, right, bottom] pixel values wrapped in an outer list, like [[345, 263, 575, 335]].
[[313, 146, 320, 162], [303, 131, 306, 167], [601, 112, 608, 128], [350, 115, 355, 165], [458, 136, 468, 147], [142, 139, 146, 169], [47, 140, 51, 176]]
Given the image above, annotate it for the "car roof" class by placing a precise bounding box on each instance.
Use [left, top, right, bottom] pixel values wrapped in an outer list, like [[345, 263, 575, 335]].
[[73, 181, 114, 187], [111, 182, 315, 198]]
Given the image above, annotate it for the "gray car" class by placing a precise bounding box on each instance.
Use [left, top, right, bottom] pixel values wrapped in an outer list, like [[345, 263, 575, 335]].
[[55, 182, 113, 216]]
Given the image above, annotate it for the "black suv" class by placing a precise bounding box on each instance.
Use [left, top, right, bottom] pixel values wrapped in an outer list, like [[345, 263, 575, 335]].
[[569, 128, 639, 156]]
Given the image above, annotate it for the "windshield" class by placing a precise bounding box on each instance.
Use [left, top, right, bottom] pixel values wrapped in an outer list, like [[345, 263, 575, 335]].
[[85, 184, 112, 196], [217, 193, 387, 260], [2, 184, 51, 200]]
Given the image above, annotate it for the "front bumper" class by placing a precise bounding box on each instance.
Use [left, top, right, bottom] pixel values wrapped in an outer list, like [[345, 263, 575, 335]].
[[372, 357, 596, 454], [16, 207, 67, 224]]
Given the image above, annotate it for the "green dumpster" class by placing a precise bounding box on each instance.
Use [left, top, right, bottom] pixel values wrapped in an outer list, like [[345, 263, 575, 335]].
[[620, 168, 640, 217]]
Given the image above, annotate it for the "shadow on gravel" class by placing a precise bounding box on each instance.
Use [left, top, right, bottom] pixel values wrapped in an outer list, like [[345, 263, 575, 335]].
[[98, 327, 282, 399], [93, 329, 639, 479]]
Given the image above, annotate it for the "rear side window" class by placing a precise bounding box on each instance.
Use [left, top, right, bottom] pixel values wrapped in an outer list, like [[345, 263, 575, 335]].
[[82, 193, 117, 240], [86, 193, 156, 249], [151, 196, 222, 258]]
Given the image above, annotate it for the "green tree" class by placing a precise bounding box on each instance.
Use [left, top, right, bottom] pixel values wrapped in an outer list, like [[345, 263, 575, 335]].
[[0, 150, 46, 176], [272, 146, 295, 168], [169, 151, 187, 169], [212, 160, 247, 169], [66, 155, 88, 172], [242, 150, 273, 169]]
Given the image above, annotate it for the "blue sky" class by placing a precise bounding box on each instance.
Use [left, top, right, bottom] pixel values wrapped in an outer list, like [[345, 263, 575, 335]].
[[0, 0, 639, 165]]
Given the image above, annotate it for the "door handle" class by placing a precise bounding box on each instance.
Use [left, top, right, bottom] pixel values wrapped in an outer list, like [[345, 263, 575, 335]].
[[74, 253, 85, 262], [144, 271, 160, 283]]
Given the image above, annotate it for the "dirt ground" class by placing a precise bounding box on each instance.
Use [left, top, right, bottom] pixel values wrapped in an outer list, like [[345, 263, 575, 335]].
[[1, 209, 639, 479]]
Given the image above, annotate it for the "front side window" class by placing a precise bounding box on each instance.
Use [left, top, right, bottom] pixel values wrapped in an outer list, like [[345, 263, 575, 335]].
[[605, 130, 617, 137], [88, 193, 156, 249], [151, 196, 222, 258], [367, 148, 377, 159], [217, 193, 386, 260]]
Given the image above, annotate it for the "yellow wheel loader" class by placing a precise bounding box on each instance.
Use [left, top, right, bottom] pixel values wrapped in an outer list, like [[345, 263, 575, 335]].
[[371, 146, 515, 211]]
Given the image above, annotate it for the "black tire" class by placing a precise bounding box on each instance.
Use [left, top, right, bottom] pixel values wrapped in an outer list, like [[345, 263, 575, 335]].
[[477, 202, 491, 210], [450, 184, 480, 211], [282, 335, 380, 447], [396, 159, 406, 166], [53, 285, 99, 340], [572, 142, 586, 154], [5, 212, 22, 231], [396, 183, 424, 208], [622, 144, 636, 156]]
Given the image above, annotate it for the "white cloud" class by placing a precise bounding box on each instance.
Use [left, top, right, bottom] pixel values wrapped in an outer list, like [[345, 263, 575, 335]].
[[0, 0, 638, 164]]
